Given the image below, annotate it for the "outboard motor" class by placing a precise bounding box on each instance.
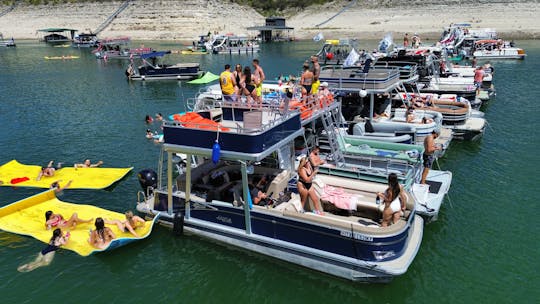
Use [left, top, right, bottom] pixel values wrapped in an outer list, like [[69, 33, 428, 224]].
[[137, 169, 157, 195]]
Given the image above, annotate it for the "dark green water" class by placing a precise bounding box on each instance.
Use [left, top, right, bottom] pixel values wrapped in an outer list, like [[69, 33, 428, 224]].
[[0, 40, 538, 303]]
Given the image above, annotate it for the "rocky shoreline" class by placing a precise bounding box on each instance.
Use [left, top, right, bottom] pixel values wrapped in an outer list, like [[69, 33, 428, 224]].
[[0, 0, 538, 41]]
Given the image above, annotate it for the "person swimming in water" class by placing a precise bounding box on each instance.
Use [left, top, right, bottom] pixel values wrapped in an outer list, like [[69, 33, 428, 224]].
[[17, 228, 70, 272]]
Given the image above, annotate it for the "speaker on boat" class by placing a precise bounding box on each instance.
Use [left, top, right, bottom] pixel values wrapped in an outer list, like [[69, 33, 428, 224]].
[[137, 169, 157, 194], [173, 212, 184, 236]]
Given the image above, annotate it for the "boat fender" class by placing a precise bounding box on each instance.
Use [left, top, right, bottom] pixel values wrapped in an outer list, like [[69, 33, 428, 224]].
[[172, 212, 184, 236]]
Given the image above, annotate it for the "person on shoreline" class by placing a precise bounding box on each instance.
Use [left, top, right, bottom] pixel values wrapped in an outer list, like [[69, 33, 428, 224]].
[[89, 217, 116, 249], [377, 173, 407, 227], [45, 210, 92, 230], [74, 159, 103, 168], [219, 64, 236, 102], [37, 160, 61, 181], [252, 59, 265, 103], [421, 130, 442, 184], [17, 228, 70, 273], [105, 211, 146, 238]]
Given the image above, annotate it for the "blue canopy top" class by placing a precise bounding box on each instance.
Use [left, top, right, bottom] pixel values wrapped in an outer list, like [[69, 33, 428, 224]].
[[141, 51, 171, 59]]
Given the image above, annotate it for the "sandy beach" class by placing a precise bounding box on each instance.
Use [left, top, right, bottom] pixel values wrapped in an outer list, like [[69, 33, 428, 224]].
[[0, 0, 539, 42]]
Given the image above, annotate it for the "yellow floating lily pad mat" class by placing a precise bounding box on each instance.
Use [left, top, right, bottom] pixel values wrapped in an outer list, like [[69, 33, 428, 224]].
[[0, 160, 132, 189], [0, 190, 159, 256]]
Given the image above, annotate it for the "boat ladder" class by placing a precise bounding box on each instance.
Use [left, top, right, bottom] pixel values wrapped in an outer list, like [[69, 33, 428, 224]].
[[320, 110, 346, 168]]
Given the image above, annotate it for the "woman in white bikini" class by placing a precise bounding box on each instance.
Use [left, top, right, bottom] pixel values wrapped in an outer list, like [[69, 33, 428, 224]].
[[377, 173, 407, 227]]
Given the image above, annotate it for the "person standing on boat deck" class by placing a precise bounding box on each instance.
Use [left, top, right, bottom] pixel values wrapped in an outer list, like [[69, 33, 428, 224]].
[[308, 146, 325, 171], [310, 55, 321, 94], [471, 56, 477, 68], [240, 66, 257, 103], [17, 228, 70, 272], [297, 157, 324, 215], [377, 173, 407, 227], [219, 64, 236, 102], [232, 64, 243, 97], [403, 33, 409, 48], [421, 130, 442, 185], [474, 66, 485, 96], [300, 62, 314, 96], [252, 59, 265, 103]]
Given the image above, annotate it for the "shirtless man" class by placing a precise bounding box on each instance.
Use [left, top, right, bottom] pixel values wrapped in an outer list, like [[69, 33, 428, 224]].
[[421, 130, 442, 184], [74, 159, 103, 168], [252, 59, 265, 103]]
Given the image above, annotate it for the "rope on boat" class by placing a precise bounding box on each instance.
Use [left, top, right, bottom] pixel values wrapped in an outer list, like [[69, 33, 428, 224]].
[[315, 0, 357, 28]]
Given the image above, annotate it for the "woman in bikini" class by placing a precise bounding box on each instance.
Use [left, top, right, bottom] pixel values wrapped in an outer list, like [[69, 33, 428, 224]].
[[240, 66, 257, 103], [18, 228, 69, 272], [45, 210, 92, 230], [300, 63, 314, 96], [297, 157, 324, 215], [88, 217, 116, 249], [377, 173, 407, 227], [233, 64, 243, 97], [105, 211, 145, 237]]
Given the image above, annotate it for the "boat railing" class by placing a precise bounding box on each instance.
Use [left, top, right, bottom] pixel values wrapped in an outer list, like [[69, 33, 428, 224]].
[[165, 105, 293, 134]]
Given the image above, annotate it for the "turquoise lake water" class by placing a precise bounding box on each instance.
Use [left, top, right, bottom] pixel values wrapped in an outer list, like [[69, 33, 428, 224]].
[[0, 40, 538, 303]]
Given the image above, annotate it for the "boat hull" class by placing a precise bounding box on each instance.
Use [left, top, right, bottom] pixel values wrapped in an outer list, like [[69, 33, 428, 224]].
[[138, 198, 424, 282]]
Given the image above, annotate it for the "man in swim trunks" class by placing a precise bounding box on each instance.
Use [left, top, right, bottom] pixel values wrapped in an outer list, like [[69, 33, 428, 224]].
[[421, 130, 442, 184], [252, 59, 265, 103]]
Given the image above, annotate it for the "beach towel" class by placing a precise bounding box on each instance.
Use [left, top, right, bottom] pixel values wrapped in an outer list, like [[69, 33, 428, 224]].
[[320, 185, 357, 210]]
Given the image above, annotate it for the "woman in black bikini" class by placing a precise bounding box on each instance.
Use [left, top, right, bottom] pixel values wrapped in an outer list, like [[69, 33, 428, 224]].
[[233, 64, 243, 97], [240, 66, 257, 103], [297, 157, 324, 214], [18, 228, 70, 272]]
